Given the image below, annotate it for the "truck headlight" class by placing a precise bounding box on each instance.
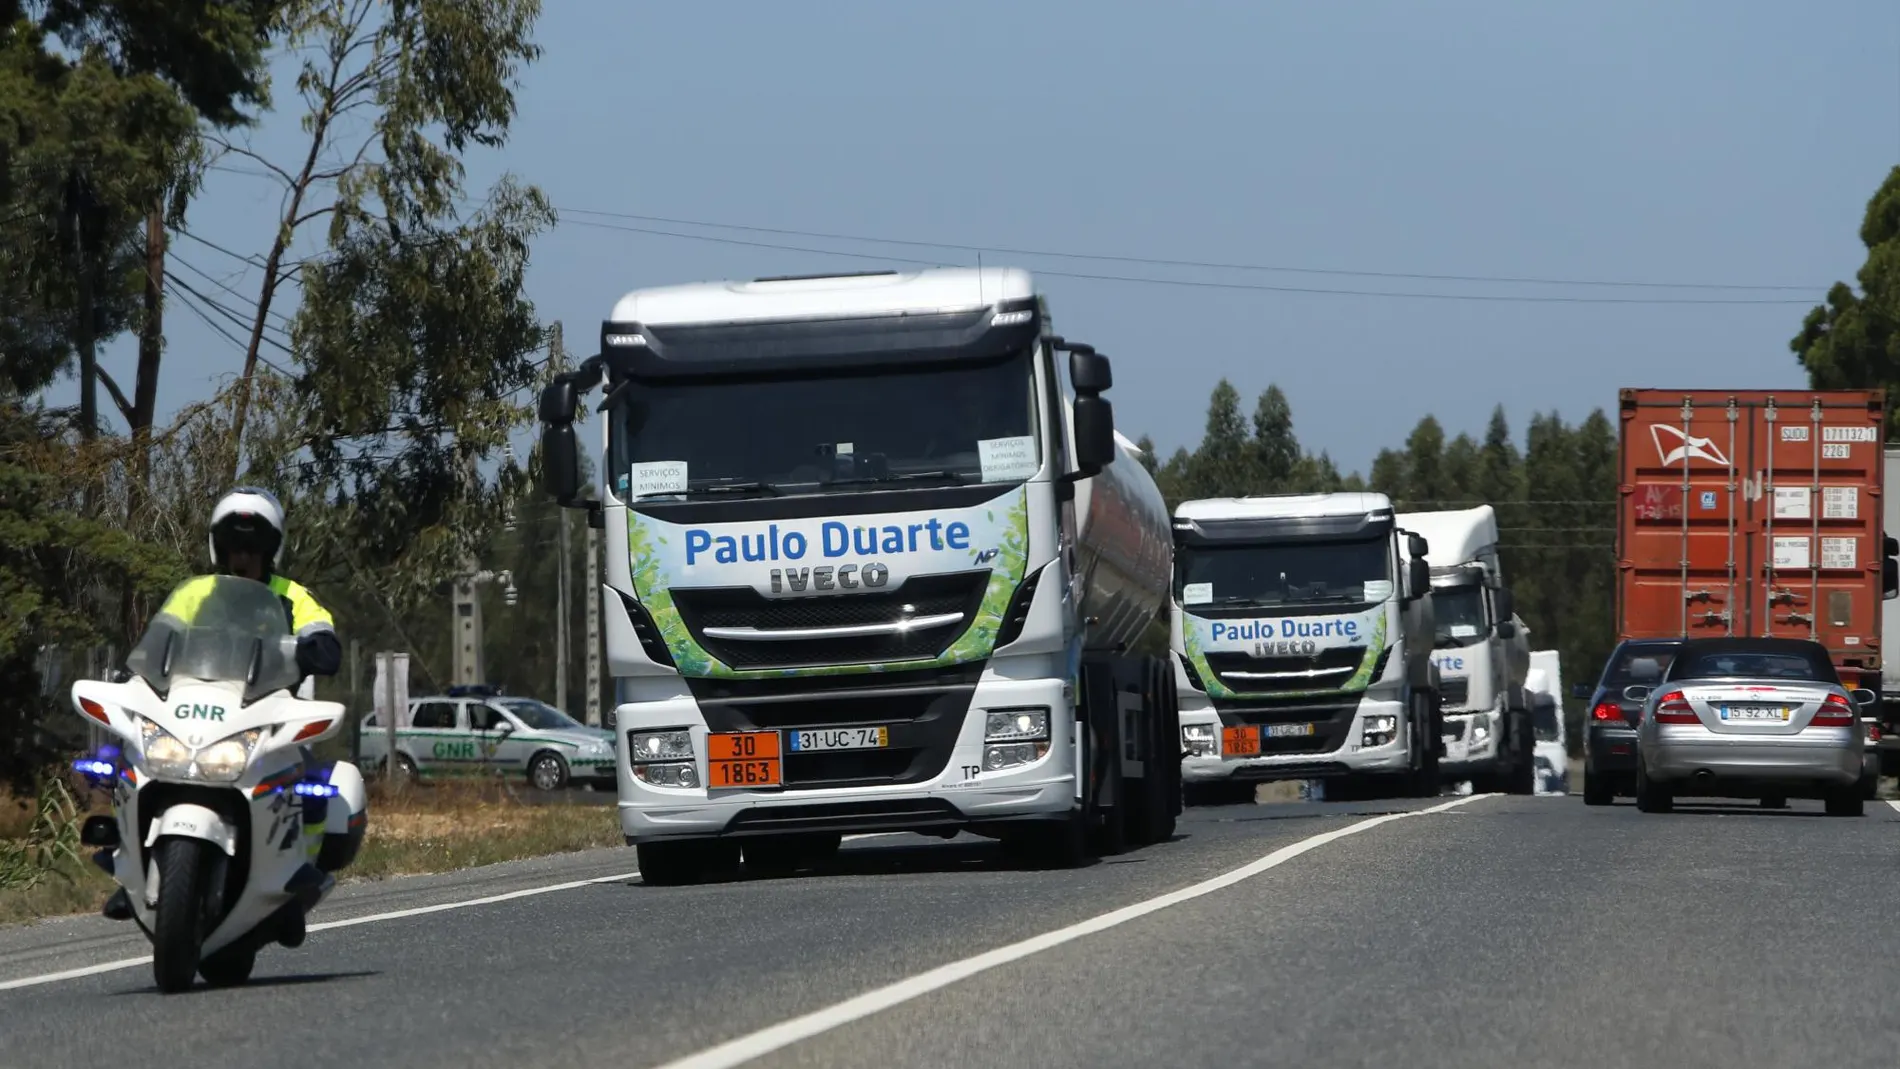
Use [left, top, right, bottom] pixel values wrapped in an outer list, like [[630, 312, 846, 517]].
[[1470, 721, 1492, 748], [627, 730, 698, 788], [1361, 714, 1399, 748], [985, 708, 1050, 742], [1181, 723, 1217, 757]]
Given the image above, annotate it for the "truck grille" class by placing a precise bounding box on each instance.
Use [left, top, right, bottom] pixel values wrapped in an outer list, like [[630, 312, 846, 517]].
[[671, 571, 990, 671], [1203, 647, 1372, 696], [691, 666, 976, 790], [1439, 678, 1470, 709], [1211, 696, 1362, 756]]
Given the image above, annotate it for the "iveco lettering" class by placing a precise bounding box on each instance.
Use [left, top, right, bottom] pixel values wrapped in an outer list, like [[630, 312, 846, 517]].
[[533, 267, 1182, 883]]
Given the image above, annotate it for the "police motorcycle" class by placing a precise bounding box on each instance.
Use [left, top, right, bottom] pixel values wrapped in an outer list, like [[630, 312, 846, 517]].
[[68, 574, 369, 993]]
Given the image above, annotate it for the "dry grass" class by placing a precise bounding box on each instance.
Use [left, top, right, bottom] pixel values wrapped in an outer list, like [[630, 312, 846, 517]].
[[0, 776, 621, 927]]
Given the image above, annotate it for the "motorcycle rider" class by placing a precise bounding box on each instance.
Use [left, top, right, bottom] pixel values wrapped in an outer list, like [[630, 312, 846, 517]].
[[103, 487, 344, 921]]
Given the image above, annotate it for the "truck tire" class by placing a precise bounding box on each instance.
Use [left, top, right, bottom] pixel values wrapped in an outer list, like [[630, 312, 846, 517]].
[[1405, 692, 1441, 798], [637, 840, 739, 886], [1126, 657, 1177, 847]]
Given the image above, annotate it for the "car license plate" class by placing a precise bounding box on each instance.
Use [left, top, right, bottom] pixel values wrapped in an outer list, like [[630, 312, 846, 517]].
[[1721, 705, 1790, 722], [707, 731, 782, 788], [788, 726, 889, 752], [1265, 722, 1316, 738], [1222, 725, 1261, 757]]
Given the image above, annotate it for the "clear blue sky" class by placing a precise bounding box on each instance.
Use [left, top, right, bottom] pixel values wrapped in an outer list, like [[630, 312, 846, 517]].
[[58, 0, 1900, 477]]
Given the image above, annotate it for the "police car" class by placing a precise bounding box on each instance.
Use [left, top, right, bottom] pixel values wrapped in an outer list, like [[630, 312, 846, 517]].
[[360, 685, 616, 791]]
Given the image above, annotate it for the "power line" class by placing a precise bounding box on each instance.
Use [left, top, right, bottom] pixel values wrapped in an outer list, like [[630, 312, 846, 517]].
[[555, 216, 1815, 306], [558, 207, 1816, 294], [201, 162, 1821, 302]]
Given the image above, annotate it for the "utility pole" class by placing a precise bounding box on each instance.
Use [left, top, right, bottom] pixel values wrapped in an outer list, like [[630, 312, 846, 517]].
[[451, 567, 516, 687], [556, 509, 570, 711], [585, 520, 602, 727]]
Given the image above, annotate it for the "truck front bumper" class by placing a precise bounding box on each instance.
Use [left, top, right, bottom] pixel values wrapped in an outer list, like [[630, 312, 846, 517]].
[[1439, 709, 1502, 779], [611, 677, 1077, 843], [1177, 696, 1412, 784]]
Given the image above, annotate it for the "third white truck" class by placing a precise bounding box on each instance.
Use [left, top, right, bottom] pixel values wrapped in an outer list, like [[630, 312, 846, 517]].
[[1397, 505, 1536, 795], [1173, 492, 1443, 802]]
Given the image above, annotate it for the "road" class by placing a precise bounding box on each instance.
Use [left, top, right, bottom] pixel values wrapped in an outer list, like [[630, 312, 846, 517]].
[[4, 792, 1898, 1068]]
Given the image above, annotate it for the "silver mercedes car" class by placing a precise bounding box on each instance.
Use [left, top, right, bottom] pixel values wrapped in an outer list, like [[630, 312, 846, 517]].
[[1626, 636, 1872, 816]]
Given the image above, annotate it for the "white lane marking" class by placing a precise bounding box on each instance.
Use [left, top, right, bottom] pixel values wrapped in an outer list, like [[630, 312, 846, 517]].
[[653, 794, 1494, 1069], [1887, 800, 1900, 815], [0, 869, 640, 993]]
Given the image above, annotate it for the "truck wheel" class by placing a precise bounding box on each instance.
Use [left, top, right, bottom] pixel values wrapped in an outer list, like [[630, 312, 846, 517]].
[[637, 840, 737, 886], [1504, 710, 1537, 796], [1126, 657, 1177, 847], [1087, 681, 1127, 857], [1406, 694, 1441, 798]]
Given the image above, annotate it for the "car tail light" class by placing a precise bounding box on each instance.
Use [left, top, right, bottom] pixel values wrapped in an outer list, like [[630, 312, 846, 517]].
[[1812, 693, 1856, 728], [1869, 723, 1882, 743], [1654, 690, 1699, 725], [1591, 702, 1623, 722]]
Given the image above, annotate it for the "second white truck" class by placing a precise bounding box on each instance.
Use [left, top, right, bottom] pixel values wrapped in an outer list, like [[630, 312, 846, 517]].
[[1398, 506, 1536, 795], [1527, 649, 1566, 796], [1173, 492, 1443, 802]]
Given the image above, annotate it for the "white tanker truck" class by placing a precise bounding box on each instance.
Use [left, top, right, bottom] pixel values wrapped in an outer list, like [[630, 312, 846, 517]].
[[534, 267, 1180, 883]]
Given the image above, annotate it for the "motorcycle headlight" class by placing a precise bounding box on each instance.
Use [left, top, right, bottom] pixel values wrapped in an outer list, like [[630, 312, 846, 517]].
[[195, 729, 264, 782], [140, 718, 193, 778], [139, 719, 262, 784]]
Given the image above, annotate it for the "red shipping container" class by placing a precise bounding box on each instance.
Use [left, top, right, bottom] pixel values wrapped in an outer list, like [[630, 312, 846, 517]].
[[1617, 388, 1887, 689]]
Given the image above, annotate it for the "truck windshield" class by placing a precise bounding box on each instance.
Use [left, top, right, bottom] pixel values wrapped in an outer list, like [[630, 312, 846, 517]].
[[1177, 536, 1391, 609], [1432, 585, 1487, 647], [607, 351, 1038, 497]]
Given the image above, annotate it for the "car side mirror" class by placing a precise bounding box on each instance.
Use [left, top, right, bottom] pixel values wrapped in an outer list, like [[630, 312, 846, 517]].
[[1622, 685, 1651, 704], [1570, 683, 1591, 700], [1850, 688, 1878, 708], [1071, 395, 1115, 477], [494, 720, 514, 735]]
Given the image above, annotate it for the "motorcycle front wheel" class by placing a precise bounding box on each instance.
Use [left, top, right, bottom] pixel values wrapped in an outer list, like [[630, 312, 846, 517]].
[[151, 838, 212, 993]]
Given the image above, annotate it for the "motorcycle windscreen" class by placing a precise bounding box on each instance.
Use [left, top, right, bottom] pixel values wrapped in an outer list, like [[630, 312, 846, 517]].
[[126, 575, 302, 703]]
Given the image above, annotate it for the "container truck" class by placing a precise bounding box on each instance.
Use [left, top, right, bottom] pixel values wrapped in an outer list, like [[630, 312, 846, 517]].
[[532, 267, 1181, 883], [1397, 506, 1536, 795], [1617, 390, 1895, 726], [1527, 649, 1566, 795], [1172, 492, 1442, 802]]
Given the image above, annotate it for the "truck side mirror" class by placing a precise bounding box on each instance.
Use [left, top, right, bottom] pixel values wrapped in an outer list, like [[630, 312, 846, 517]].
[[1407, 532, 1429, 559], [1072, 395, 1116, 477], [1405, 557, 1429, 602], [1495, 620, 1517, 639], [1492, 586, 1515, 623], [540, 420, 582, 504], [1884, 535, 1898, 598], [1069, 350, 1113, 395]]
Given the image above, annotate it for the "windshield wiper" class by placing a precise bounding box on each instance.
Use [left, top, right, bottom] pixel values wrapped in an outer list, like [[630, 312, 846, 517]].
[[821, 470, 975, 490], [668, 481, 784, 498]]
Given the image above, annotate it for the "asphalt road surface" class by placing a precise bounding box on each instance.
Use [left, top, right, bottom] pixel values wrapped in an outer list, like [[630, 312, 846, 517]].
[[5, 791, 1898, 1069]]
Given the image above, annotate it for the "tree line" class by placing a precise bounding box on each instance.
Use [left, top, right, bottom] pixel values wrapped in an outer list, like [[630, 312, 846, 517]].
[[1132, 383, 1618, 751]]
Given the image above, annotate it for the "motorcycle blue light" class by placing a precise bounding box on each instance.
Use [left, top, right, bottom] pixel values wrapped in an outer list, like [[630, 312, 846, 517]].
[[292, 782, 339, 798], [71, 758, 115, 778]]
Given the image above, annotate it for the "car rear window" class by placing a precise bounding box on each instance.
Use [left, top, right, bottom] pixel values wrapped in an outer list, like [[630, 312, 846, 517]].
[[1669, 646, 1837, 684], [1602, 645, 1678, 687]]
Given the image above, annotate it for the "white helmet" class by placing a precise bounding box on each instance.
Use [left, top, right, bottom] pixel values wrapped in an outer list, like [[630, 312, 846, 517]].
[[208, 487, 287, 571]]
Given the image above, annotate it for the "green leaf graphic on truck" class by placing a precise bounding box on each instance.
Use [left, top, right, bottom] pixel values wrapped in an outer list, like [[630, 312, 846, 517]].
[[1183, 608, 1388, 700], [626, 487, 1031, 679]]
